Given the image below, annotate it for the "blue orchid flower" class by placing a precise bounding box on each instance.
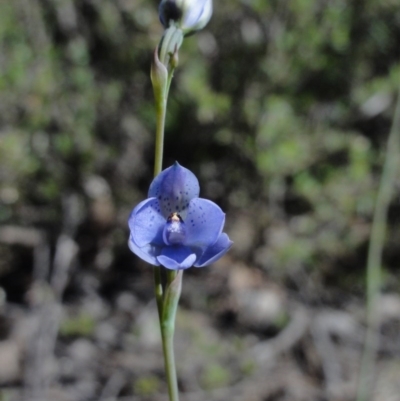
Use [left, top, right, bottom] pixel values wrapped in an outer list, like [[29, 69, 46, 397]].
[[128, 162, 232, 270], [159, 0, 213, 35]]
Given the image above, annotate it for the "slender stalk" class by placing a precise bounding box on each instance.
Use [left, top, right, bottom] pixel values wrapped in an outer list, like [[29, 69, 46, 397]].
[[153, 28, 181, 176], [161, 271, 183, 401], [154, 267, 164, 323], [161, 329, 179, 401], [152, 59, 175, 323], [153, 90, 168, 177], [151, 29, 184, 401], [152, 65, 167, 322], [356, 83, 400, 401]]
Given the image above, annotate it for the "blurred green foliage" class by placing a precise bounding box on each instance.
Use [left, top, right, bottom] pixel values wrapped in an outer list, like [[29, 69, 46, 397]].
[[200, 363, 231, 390], [60, 312, 96, 337], [134, 375, 160, 396], [0, 0, 399, 291]]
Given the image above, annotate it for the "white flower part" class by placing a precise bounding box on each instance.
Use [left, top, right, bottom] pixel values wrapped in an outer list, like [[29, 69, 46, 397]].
[[159, 0, 213, 34], [181, 0, 212, 33]]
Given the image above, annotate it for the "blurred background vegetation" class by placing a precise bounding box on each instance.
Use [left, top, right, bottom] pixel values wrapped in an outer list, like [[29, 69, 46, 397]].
[[0, 0, 400, 400], [1, 0, 399, 291]]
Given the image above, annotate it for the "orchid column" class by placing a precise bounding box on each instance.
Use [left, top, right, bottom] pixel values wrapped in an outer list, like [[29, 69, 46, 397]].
[[128, 2, 232, 401]]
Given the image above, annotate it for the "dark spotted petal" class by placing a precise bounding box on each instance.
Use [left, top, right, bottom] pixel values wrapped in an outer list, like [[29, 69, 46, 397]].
[[148, 162, 199, 218], [184, 198, 224, 248]]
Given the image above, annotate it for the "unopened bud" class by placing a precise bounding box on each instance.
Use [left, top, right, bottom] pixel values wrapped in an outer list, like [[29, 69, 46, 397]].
[[151, 47, 168, 101], [170, 45, 179, 69], [159, 0, 213, 36]]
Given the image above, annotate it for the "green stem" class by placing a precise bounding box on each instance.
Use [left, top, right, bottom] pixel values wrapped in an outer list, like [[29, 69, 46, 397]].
[[153, 26, 182, 177], [161, 271, 183, 401], [153, 88, 167, 177], [356, 83, 400, 401], [154, 268, 164, 323], [161, 328, 180, 401], [152, 54, 174, 323], [152, 70, 167, 321], [151, 28, 184, 401]]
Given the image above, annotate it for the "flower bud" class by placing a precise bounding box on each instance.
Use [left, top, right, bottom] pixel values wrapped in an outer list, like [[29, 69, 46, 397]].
[[170, 45, 179, 69], [159, 0, 213, 35], [151, 47, 168, 101]]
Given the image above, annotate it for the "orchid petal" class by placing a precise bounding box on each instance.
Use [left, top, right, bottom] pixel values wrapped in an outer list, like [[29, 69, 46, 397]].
[[128, 235, 162, 266], [128, 198, 165, 247], [157, 245, 196, 270], [194, 233, 232, 267], [182, 0, 212, 32], [148, 162, 199, 218], [184, 198, 225, 248]]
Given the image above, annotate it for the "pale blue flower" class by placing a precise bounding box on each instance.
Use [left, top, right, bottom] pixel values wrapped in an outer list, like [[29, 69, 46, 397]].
[[128, 162, 232, 270]]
